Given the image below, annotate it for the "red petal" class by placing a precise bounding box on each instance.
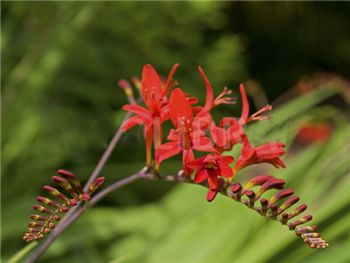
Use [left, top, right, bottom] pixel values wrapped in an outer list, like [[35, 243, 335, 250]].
[[218, 155, 234, 164], [164, 63, 180, 94], [156, 142, 182, 164], [192, 136, 215, 152], [241, 135, 255, 159], [123, 104, 151, 119], [142, 64, 162, 107], [188, 156, 206, 168], [166, 129, 180, 141], [194, 168, 208, 183], [183, 148, 195, 175], [239, 84, 249, 125], [227, 123, 244, 145], [207, 174, 218, 189], [206, 188, 218, 202], [121, 116, 144, 131], [219, 162, 233, 178], [169, 88, 193, 128], [219, 117, 238, 128], [256, 142, 285, 159], [198, 66, 214, 111], [193, 110, 213, 130], [210, 127, 226, 147]]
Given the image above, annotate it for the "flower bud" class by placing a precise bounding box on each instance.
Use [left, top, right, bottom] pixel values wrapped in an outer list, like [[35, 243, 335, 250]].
[[244, 175, 274, 191], [280, 213, 289, 224], [52, 176, 78, 198], [278, 196, 300, 214], [30, 214, 48, 221], [43, 185, 68, 201], [28, 222, 43, 228], [269, 189, 294, 205], [36, 196, 60, 207], [88, 177, 105, 195], [33, 205, 53, 214], [244, 190, 256, 208], [288, 214, 313, 230], [79, 193, 90, 201], [295, 225, 317, 236], [257, 178, 285, 197], [288, 204, 307, 219], [260, 198, 269, 215], [57, 169, 83, 193]]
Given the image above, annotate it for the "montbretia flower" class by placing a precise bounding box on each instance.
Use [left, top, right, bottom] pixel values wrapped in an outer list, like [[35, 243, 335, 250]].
[[189, 154, 233, 201], [233, 135, 286, 176], [22, 64, 329, 252], [122, 64, 179, 168], [156, 88, 214, 175]]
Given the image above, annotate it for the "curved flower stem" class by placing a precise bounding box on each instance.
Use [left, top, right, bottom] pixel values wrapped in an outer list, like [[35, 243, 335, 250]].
[[23, 168, 328, 262]]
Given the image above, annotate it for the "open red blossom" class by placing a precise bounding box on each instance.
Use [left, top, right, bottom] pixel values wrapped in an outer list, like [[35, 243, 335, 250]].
[[239, 84, 272, 125], [122, 64, 179, 167], [189, 154, 233, 202], [189, 154, 234, 188], [156, 88, 215, 175], [233, 135, 286, 175]]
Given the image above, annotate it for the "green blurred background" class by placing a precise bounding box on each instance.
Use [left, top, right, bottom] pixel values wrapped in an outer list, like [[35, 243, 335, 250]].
[[2, 2, 350, 263]]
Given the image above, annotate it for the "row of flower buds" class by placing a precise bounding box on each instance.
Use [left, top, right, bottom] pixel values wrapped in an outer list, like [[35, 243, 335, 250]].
[[23, 169, 105, 242], [225, 175, 328, 249]]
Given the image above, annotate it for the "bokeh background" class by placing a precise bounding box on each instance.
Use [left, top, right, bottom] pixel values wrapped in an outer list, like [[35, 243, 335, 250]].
[[2, 2, 350, 263]]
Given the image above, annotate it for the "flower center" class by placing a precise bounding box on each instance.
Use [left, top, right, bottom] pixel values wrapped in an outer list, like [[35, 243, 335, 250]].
[[205, 160, 218, 169]]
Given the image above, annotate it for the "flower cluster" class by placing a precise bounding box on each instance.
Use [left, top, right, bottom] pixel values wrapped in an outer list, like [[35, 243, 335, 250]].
[[121, 64, 285, 201]]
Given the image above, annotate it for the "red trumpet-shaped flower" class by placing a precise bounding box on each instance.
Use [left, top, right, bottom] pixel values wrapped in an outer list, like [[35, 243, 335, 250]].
[[188, 154, 234, 202], [122, 64, 179, 167], [233, 135, 286, 176], [156, 88, 214, 175]]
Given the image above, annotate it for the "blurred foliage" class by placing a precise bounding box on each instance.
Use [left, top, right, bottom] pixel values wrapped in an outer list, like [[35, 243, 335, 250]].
[[2, 2, 350, 263]]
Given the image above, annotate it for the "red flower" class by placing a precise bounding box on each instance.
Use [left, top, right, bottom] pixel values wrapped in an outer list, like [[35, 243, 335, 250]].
[[233, 135, 286, 175], [122, 64, 179, 167], [189, 154, 234, 201], [156, 88, 214, 175]]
